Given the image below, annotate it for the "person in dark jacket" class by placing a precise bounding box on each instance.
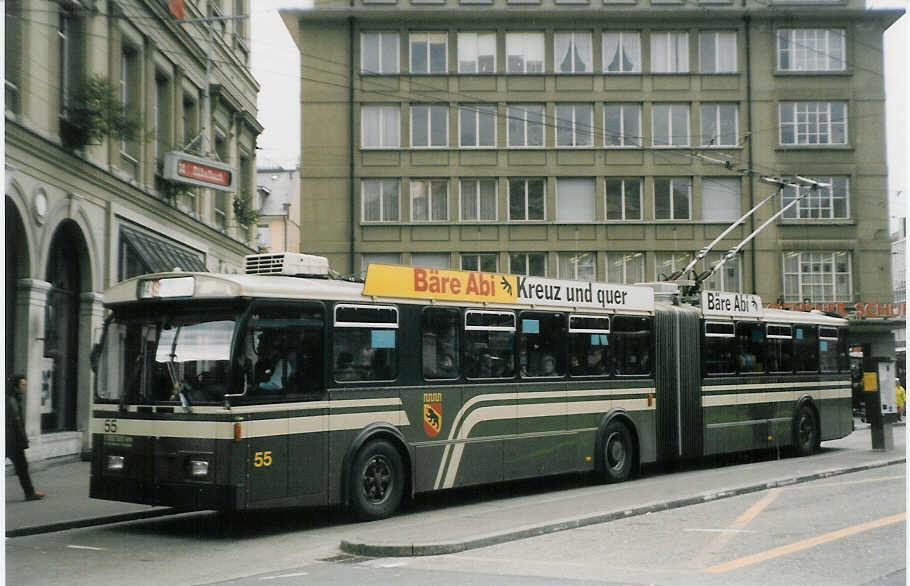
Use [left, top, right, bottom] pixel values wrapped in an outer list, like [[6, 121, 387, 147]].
[[6, 375, 44, 501]]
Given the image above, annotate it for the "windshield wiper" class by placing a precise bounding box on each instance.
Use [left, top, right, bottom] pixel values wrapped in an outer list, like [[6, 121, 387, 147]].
[[164, 326, 193, 413]]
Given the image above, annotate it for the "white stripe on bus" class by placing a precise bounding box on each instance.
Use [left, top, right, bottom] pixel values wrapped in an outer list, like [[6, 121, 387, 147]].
[[702, 387, 851, 408], [703, 380, 850, 392]]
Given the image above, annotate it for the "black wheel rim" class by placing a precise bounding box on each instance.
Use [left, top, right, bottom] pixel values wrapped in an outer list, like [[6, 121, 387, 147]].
[[362, 454, 393, 504], [798, 414, 815, 448], [606, 431, 626, 471]]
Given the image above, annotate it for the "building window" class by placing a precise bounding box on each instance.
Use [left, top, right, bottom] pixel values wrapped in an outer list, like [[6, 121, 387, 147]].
[[460, 178, 497, 221], [607, 252, 645, 284], [411, 104, 448, 147], [701, 252, 741, 292], [362, 31, 400, 74], [410, 179, 448, 222], [651, 31, 689, 73], [556, 178, 595, 223], [410, 32, 447, 74], [783, 251, 852, 302], [605, 178, 642, 220], [361, 253, 401, 276], [779, 101, 847, 145], [214, 192, 227, 230], [458, 32, 496, 73], [120, 45, 140, 162], [555, 103, 593, 147], [362, 105, 400, 148], [507, 104, 545, 147], [559, 252, 595, 281], [701, 177, 741, 222], [257, 224, 270, 248], [6, 0, 22, 114], [554, 31, 592, 73], [509, 178, 545, 221], [411, 253, 450, 268], [603, 31, 641, 73], [510, 253, 547, 277], [154, 75, 171, 163], [362, 179, 400, 222], [459, 104, 497, 147], [698, 31, 737, 73], [652, 103, 690, 147], [655, 177, 691, 220], [700, 103, 739, 147], [777, 28, 845, 72], [782, 176, 850, 219], [462, 253, 498, 272], [58, 7, 82, 117], [656, 252, 692, 280], [604, 103, 642, 147], [506, 32, 545, 73]]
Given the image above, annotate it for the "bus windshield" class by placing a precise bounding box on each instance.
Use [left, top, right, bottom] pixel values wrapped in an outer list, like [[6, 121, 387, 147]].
[[95, 309, 241, 405]]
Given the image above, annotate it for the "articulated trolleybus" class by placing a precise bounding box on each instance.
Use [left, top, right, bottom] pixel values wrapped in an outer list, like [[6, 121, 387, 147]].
[[90, 253, 852, 520]]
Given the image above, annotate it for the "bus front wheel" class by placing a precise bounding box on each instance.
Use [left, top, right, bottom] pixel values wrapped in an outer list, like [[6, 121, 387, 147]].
[[794, 405, 819, 457], [349, 439, 405, 521], [601, 420, 634, 483]]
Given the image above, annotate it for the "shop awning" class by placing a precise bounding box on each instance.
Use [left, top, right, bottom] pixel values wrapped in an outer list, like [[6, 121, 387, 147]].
[[120, 225, 206, 274]]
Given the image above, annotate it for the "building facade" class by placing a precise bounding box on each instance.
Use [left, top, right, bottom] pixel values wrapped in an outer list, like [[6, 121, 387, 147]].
[[255, 167, 302, 253], [5, 0, 262, 460], [283, 0, 900, 310]]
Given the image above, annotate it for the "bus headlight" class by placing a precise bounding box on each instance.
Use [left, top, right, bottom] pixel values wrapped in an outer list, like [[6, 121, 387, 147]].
[[106, 455, 125, 472], [187, 458, 210, 479]]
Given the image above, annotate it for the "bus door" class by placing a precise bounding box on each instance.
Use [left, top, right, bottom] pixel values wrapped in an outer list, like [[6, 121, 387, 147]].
[[654, 305, 702, 462]]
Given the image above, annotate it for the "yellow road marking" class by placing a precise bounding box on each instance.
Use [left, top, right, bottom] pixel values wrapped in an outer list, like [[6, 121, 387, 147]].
[[695, 488, 781, 568], [708, 512, 906, 573]]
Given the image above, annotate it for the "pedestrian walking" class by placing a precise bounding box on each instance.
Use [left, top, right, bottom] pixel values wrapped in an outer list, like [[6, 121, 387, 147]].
[[6, 375, 44, 501], [896, 380, 905, 420]]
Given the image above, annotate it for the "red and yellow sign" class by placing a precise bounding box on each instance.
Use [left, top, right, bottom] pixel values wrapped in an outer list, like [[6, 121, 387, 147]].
[[364, 265, 516, 304]]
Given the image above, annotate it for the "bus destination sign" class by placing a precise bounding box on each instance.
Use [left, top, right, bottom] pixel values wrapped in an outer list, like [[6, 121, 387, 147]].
[[363, 265, 654, 312], [701, 290, 763, 318]]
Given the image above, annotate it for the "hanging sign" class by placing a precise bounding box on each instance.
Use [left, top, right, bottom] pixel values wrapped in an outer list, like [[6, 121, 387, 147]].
[[163, 151, 235, 192]]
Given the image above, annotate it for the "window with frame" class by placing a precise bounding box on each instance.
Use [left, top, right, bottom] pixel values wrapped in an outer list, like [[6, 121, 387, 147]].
[[410, 32, 447, 74], [704, 321, 736, 375], [361, 253, 401, 276], [245, 304, 325, 397], [700, 252, 741, 293], [651, 31, 689, 73], [652, 103, 690, 147], [464, 310, 516, 379], [698, 31, 737, 73], [700, 103, 738, 147], [556, 103, 594, 147], [655, 177, 692, 220], [6, 0, 22, 114], [554, 31, 592, 73], [603, 31, 641, 73], [422, 307, 460, 380], [362, 179, 400, 222], [362, 31, 400, 74], [510, 253, 546, 277], [702, 177, 741, 222], [154, 75, 171, 162], [459, 104, 497, 147], [736, 322, 765, 373], [777, 28, 845, 72], [520, 312, 566, 378], [461, 253, 498, 272], [655, 251, 692, 280], [556, 177, 595, 222], [767, 324, 793, 373], [120, 45, 140, 163], [509, 178, 545, 221], [506, 32, 545, 73], [612, 316, 652, 376], [782, 176, 849, 219], [58, 6, 83, 119], [458, 32, 496, 73], [507, 104, 545, 147], [782, 251, 852, 302], [818, 326, 842, 373], [361, 105, 400, 148], [411, 104, 448, 147], [792, 325, 819, 372], [256, 224, 270, 248], [410, 179, 448, 222], [604, 103, 642, 147], [568, 315, 611, 377], [333, 305, 399, 382], [558, 253, 595, 281], [779, 101, 847, 145], [606, 178, 642, 220], [607, 252, 645, 284], [460, 178, 497, 221], [410, 253, 450, 269]]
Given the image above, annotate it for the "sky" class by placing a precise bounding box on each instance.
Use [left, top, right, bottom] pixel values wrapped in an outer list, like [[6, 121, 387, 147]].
[[250, 0, 909, 226]]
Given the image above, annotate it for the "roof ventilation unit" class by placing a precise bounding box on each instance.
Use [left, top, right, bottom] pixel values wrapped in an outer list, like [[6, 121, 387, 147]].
[[244, 253, 329, 277]]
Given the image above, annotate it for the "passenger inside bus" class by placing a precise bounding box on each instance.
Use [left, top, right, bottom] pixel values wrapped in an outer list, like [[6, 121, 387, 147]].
[[256, 332, 293, 392]]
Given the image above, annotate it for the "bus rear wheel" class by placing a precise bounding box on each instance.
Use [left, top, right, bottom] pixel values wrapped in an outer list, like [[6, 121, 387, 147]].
[[794, 405, 819, 457], [601, 420, 634, 483], [349, 439, 404, 521]]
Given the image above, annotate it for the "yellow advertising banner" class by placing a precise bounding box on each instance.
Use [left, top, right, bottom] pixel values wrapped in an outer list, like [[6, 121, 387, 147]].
[[363, 265, 517, 304]]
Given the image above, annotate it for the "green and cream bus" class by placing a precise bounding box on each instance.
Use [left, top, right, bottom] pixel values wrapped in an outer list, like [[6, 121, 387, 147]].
[[89, 253, 852, 520]]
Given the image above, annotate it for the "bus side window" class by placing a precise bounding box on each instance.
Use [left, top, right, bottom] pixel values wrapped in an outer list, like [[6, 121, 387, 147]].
[[735, 322, 765, 374], [704, 321, 736, 375], [333, 305, 399, 383], [792, 325, 819, 372], [767, 324, 793, 373], [819, 326, 840, 373], [464, 311, 515, 379], [568, 315, 610, 377], [422, 307, 459, 380], [612, 316, 651, 376], [519, 312, 565, 378]]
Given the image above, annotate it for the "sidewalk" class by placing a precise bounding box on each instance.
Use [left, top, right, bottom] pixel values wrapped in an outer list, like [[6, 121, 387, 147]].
[[5, 420, 905, 546]]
